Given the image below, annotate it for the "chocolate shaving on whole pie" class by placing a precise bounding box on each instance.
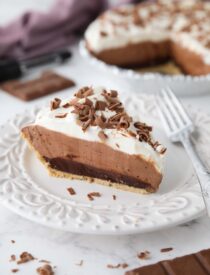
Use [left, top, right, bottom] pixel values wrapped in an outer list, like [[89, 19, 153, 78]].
[[50, 98, 61, 110], [17, 252, 35, 264], [11, 240, 16, 244], [37, 264, 54, 275], [67, 187, 76, 195], [112, 195, 117, 200]]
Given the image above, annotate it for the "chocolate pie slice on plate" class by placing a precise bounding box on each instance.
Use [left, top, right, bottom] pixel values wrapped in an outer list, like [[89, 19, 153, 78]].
[[21, 86, 166, 194]]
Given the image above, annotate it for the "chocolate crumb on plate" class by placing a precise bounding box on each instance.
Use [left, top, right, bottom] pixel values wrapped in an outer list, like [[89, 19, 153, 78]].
[[87, 192, 101, 201], [67, 187, 76, 195], [75, 260, 84, 266], [17, 251, 35, 264], [37, 264, 54, 275], [137, 251, 150, 260], [10, 255, 16, 262], [112, 195, 117, 200], [160, 247, 173, 253], [11, 269, 19, 273]]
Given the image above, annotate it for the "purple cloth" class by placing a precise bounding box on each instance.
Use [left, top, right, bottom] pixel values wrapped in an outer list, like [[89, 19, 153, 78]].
[[0, 0, 107, 59]]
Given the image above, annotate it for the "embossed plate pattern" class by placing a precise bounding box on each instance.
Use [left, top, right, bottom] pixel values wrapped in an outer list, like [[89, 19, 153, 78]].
[[0, 94, 208, 234]]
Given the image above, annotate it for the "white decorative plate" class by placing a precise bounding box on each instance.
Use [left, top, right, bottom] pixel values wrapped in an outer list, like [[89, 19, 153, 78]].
[[79, 41, 210, 96], [0, 94, 208, 235]]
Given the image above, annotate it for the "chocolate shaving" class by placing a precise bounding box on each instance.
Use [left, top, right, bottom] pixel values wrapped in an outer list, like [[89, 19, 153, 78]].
[[84, 98, 93, 107], [17, 252, 35, 264], [110, 90, 118, 97], [128, 130, 137, 137], [75, 87, 93, 98], [37, 264, 54, 275], [75, 260, 84, 266], [50, 98, 61, 110], [161, 247, 173, 253], [118, 116, 130, 129], [95, 116, 106, 129], [11, 240, 16, 244], [98, 130, 108, 141], [134, 122, 152, 132], [67, 187, 76, 195], [10, 255, 16, 262], [69, 97, 79, 106], [100, 31, 108, 36], [62, 102, 71, 108], [137, 130, 150, 142], [82, 118, 92, 131], [108, 102, 122, 111], [95, 100, 107, 111], [137, 251, 150, 260], [101, 90, 119, 103], [107, 263, 128, 269], [112, 195, 117, 200], [11, 269, 19, 273], [160, 147, 167, 154], [87, 192, 101, 201], [50, 86, 166, 154], [55, 113, 67, 118], [39, 260, 51, 264]]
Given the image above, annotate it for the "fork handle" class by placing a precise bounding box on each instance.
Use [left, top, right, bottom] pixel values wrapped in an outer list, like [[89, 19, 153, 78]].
[[180, 134, 210, 216]]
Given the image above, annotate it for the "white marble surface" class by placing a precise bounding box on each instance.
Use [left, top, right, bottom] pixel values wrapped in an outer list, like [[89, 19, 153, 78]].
[[0, 1, 210, 274]]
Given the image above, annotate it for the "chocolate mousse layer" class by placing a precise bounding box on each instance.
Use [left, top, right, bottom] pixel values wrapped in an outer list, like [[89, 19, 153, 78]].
[[87, 40, 210, 75], [87, 40, 171, 68], [21, 125, 162, 193], [171, 42, 210, 76]]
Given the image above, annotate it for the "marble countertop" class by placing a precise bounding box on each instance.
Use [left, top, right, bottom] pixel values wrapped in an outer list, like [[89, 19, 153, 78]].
[[0, 1, 210, 274]]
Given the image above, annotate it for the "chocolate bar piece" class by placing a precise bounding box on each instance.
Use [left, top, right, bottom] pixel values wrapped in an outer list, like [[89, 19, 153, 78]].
[[125, 248, 210, 275], [1, 71, 75, 101]]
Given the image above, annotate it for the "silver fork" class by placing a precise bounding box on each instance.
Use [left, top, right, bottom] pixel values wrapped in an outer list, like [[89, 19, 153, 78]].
[[156, 87, 210, 216]]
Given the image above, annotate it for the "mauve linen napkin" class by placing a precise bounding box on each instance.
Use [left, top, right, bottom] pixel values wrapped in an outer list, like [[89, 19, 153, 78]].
[[0, 0, 108, 59]]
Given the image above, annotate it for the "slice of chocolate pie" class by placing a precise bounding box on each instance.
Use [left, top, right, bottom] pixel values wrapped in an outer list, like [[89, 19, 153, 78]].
[[21, 86, 166, 193]]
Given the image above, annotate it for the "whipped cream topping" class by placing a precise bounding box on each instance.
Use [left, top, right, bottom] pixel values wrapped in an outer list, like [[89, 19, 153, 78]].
[[34, 87, 164, 173], [85, 0, 210, 65]]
